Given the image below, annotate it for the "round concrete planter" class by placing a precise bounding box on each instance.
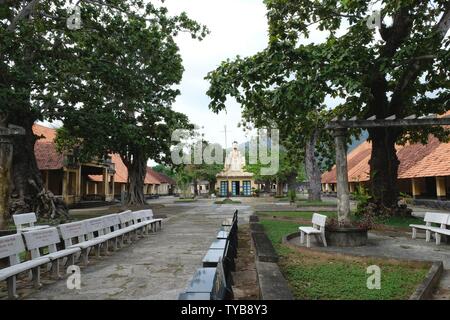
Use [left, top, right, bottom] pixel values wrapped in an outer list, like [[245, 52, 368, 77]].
[[325, 227, 368, 247]]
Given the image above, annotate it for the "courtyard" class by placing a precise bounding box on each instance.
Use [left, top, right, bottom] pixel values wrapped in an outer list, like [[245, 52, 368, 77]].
[[1, 196, 448, 300]]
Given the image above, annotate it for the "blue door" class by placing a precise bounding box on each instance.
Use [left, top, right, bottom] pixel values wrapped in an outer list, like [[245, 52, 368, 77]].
[[220, 181, 228, 197], [243, 181, 251, 196]]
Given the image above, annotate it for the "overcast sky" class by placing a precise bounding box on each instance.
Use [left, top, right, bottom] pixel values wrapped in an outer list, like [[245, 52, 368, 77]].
[[163, 0, 269, 147]]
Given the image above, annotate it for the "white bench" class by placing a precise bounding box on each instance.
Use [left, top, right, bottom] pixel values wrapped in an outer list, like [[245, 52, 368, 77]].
[[299, 213, 328, 248], [58, 221, 105, 265], [118, 210, 146, 241], [410, 212, 449, 242], [0, 234, 50, 299], [13, 212, 50, 233], [83, 217, 111, 257], [100, 213, 128, 249], [133, 209, 162, 233], [430, 214, 450, 245], [22, 227, 81, 279]]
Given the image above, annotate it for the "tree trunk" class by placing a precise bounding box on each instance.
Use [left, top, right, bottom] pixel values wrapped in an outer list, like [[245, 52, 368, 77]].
[[264, 179, 271, 193], [193, 178, 198, 197], [305, 129, 322, 201], [368, 128, 400, 208], [123, 150, 146, 206], [287, 170, 297, 192], [275, 177, 283, 196], [6, 117, 68, 220], [0, 141, 13, 229]]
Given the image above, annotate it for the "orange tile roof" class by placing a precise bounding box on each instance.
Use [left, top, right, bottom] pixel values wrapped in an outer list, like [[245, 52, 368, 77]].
[[33, 124, 164, 185], [33, 124, 64, 170], [322, 135, 450, 184]]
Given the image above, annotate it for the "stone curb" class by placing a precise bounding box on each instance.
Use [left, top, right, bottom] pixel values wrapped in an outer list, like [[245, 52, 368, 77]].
[[409, 261, 444, 300], [283, 231, 444, 300], [250, 222, 294, 300]]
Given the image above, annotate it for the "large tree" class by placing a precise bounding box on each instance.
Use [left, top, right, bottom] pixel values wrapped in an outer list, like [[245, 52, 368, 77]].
[[207, 0, 449, 210], [56, 3, 206, 205], [0, 0, 77, 221], [0, 0, 208, 222], [206, 47, 335, 201], [265, 0, 450, 210]]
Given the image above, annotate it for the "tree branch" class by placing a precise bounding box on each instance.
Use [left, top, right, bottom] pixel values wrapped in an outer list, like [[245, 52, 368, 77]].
[[390, 6, 450, 109], [7, 0, 40, 32]]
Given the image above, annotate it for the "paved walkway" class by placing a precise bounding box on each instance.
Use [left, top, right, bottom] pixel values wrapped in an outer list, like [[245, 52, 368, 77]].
[[27, 199, 253, 300]]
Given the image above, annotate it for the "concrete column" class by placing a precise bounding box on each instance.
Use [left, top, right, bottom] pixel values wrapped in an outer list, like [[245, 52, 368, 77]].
[[412, 178, 421, 198], [45, 171, 49, 189], [102, 169, 108, 200], [62, 169, 68, 202], [436, 177, 446, 199], [334, 128, 350, 224], [76, 168, 81, 201], [349, 183, 355, 193], [111, 174, 115, 198]]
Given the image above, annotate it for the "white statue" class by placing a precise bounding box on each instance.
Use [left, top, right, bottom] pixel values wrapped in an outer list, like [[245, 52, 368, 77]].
[[225, 141, 245, 172]]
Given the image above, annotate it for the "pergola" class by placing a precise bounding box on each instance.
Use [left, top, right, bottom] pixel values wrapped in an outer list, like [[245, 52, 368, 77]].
[[325, 114, 450, 222]]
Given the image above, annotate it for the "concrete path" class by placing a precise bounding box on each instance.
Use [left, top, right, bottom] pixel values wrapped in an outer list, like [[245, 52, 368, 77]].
[[27, 199, 253, 300]]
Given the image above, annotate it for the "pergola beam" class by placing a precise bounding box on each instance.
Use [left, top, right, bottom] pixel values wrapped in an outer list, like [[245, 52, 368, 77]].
[[326, 116, 450, 129]]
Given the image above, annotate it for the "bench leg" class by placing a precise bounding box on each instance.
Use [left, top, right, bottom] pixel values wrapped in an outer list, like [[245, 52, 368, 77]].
[[7, 276, 18, 299], [436, 233, 441, 245], [306, 235, 311, 248], [51, 260, 61, 279], [412, 228, 417, 239], [65, 254, 76, 267], [426, 230, 431, 242], [321, 233, 327, 247], [82, 248, 89, 266], [32, 267, 42, 289], [96, 245, 101, 258]]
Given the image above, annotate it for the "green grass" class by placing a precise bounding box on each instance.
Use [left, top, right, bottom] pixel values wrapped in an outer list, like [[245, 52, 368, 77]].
[[258, 210, 422, 230], [296, 200, 336, 207], [214, 199, 242, 204], [260, 219, 429, 300], [260, 219, 300, 245], [374, 215, 422, 229], [257, 211, 337, 220]]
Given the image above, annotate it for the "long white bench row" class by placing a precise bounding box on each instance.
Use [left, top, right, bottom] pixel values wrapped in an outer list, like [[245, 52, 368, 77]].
[[410, 212, 450, 245], [0, 209, 162, 299]]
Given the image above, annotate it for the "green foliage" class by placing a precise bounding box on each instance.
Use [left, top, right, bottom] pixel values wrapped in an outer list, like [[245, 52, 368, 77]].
[[353, 184, 372, 216], [214, 199, 242, 204], [287, 189, 297, 203], [206, 0, 450, 207], [153, 165, 176, 179]]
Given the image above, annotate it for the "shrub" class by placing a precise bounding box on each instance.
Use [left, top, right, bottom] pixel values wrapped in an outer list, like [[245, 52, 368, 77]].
[[288, 189, 297, 204]]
